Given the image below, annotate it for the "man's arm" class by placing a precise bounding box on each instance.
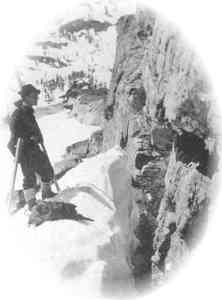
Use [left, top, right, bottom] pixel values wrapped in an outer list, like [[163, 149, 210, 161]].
[[9, 110, 25, 139], [8, 111, 25, 155]]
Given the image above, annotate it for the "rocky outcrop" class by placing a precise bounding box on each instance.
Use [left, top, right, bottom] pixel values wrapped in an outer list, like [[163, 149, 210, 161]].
[[28, 200, 94, 226], [152, 151, 211, 278], [64, 129, 103, 160], [59, 19, 112, 39], [68, 93, 106, 126], [102, 6, 219, 287]]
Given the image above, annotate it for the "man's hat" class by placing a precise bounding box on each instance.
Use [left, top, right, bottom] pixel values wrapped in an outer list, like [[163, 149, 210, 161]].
[[18, 84, 41, 97]]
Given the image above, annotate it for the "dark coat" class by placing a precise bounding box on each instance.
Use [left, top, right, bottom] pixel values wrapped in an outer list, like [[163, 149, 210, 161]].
[[8, 100, 43, 155]]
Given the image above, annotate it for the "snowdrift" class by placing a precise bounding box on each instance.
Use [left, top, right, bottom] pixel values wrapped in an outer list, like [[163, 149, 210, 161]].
[[38, 110, 100, 162], [8, 146, 139, 299]]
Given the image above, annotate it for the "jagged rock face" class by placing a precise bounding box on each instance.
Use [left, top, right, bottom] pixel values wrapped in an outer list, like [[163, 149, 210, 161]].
[[88, 130, 104, 156], [102, 7, 219, 285], [152, 151, 211, 277], [69, 93, 106, 126], [64, 129, 103, 160]]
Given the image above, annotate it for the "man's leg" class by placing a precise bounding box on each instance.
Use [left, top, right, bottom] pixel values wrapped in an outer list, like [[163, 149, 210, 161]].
[[20, 152, 38, 210], [34, 147, 57, 199]]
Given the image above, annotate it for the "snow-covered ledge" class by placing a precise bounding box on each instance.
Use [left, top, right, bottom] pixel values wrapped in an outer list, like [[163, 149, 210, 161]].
[[10, 146, 139, 298]]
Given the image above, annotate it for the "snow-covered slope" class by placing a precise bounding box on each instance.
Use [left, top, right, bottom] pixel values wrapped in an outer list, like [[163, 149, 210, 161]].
[[38, 110, 100, 162], [7, 146, 139, 298], [0, 108, 100, 192], [1, 97, 140, 296], [20, 23, 116, 101], [11, 1, 136, 106]]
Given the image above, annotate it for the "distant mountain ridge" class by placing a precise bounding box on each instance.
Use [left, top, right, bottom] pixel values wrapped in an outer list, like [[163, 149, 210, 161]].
[[17, 15, 118, 105], [59, 19, 112, 37]]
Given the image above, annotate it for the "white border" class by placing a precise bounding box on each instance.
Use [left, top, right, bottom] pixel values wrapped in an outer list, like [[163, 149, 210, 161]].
[[0, 1, 221, 300]]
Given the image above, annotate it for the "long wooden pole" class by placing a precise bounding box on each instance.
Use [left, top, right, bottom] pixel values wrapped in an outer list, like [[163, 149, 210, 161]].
[[8, 138, 22, 211]]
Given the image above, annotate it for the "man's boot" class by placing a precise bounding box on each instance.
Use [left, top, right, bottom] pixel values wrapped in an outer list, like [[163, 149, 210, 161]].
[[41, 182, 57, 200], [24, 188, 37, 210]]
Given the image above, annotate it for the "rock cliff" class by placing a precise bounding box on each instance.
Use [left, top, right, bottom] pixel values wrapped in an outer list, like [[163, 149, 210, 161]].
[[102, 6, 219, 288]]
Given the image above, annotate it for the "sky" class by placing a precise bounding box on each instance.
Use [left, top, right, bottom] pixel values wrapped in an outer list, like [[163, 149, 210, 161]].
[[0, 1, 222, 300]]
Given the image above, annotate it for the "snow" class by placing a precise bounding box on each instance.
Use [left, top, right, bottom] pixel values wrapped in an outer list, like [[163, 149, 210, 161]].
[[4, 147, 138, 298], [38, 110, 100, 162], [17, 23, 117, 104], [0, 4, 139, 296], [0, 108, 139, 298], [52, 0, 136, 27], [4, 1, 136, 111], [0, 109, 100, 191]]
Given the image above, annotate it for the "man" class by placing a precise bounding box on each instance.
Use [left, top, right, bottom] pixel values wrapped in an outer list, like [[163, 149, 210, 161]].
[[8, 84, 57, 210]]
